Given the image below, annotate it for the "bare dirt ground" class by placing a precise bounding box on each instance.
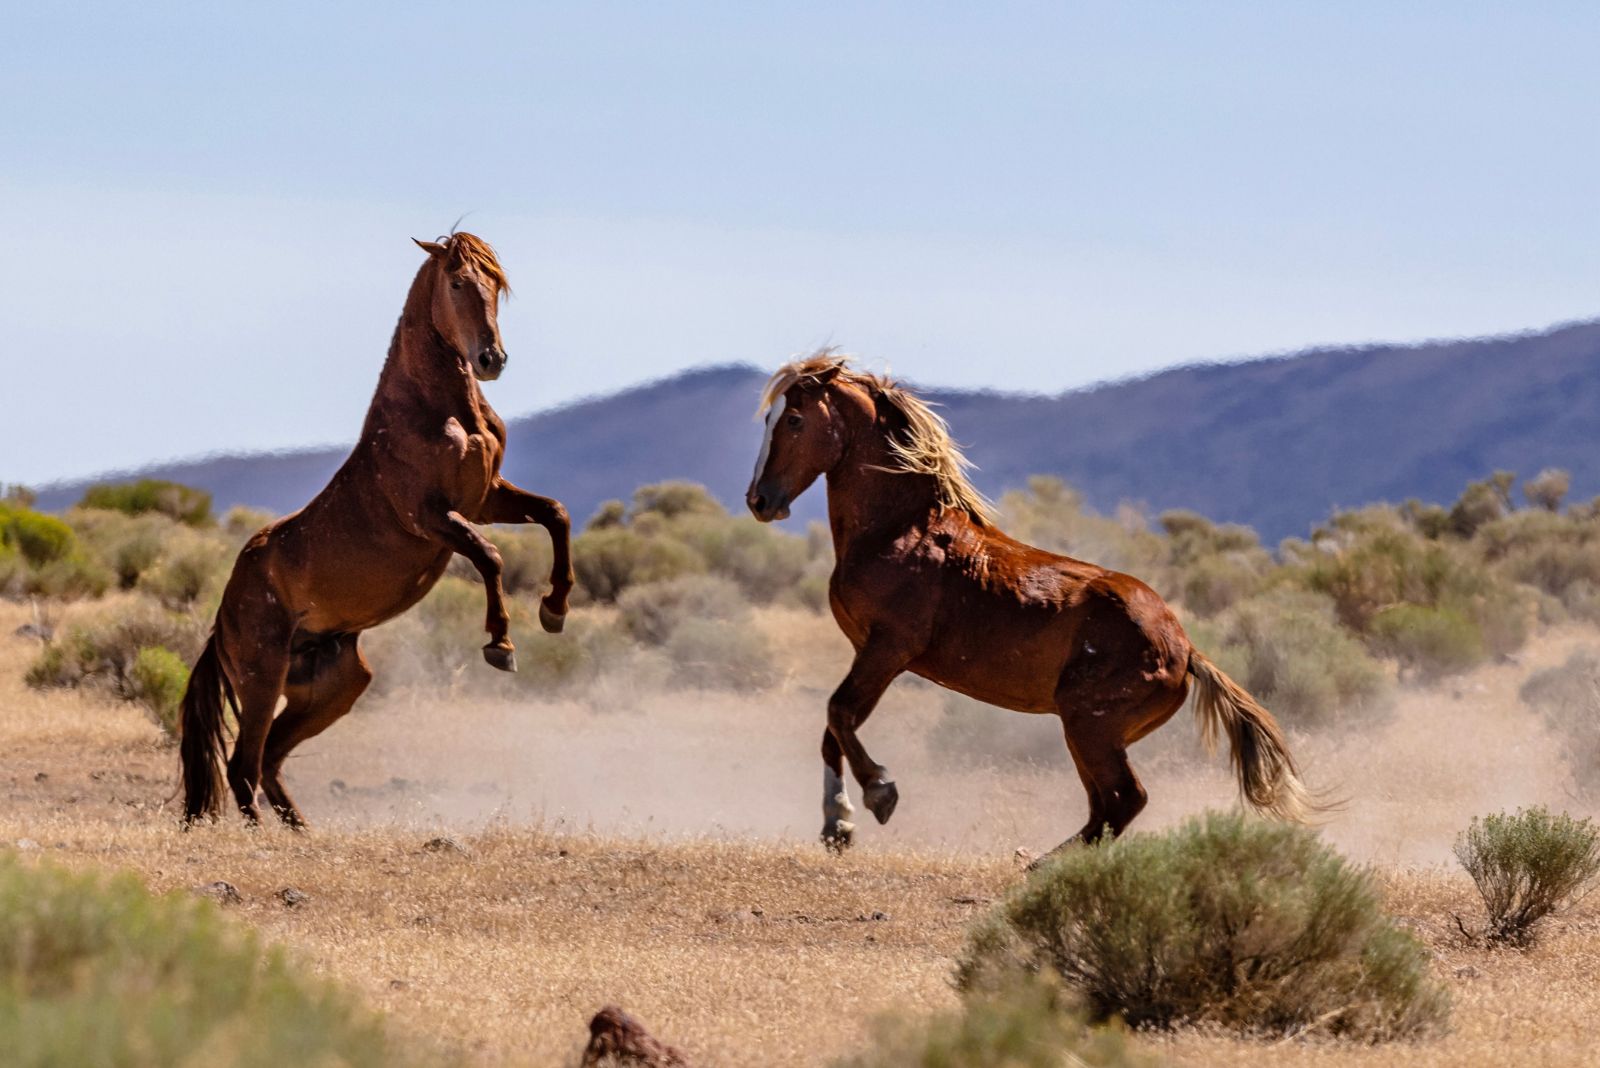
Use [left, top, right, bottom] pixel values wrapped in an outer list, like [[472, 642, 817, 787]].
[[3, 600, 1599, 1066]]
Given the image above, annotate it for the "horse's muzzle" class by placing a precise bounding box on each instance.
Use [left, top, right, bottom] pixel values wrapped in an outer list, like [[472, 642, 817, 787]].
[[746, 487, 791, 523], [474, 347, 508, 381]]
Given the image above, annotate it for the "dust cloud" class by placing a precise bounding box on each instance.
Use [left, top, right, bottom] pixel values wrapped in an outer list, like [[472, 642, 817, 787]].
[[283, 613, 1597, 868]]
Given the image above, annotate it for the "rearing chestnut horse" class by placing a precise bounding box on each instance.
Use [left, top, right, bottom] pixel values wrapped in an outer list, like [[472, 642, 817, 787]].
[[180, 233, 574, 826], [746, 352, 1315, 859]]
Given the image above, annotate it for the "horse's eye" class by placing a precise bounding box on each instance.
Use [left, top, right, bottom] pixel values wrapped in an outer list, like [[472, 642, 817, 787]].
[[785, 412, 803, 429], [450, 280, 463, 291]]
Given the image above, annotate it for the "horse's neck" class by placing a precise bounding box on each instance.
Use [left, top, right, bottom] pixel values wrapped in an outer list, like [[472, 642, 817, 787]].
[[366, 279, 486, 433], [824, 430, 940, 557]]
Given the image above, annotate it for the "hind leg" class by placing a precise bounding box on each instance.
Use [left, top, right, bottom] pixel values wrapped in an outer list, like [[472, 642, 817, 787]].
[[260, 635, 373, 828], [218, 625, 293, 824]]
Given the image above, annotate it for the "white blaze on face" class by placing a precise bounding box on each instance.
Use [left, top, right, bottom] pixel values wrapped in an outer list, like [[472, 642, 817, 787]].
[[752, 394, 787, 487]]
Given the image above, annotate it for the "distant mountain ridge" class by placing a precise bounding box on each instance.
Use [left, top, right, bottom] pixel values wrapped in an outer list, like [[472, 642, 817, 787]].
[[33, 319, 1600, 544]]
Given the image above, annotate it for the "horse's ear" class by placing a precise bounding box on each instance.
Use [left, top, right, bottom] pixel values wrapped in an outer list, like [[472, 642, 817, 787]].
[[812, 363, 844, 385], [413, 238, 446, 258]]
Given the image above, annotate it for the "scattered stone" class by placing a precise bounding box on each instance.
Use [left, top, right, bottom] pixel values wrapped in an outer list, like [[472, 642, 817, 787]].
[[15, 838, 41, 851], [33, 772, 47, 782], [1454, 965, 1480, 980], [328, 779, 347, 795], [1013, 846, 1036, 868], [14, 622, 51, 641], [194, 881, 242, 906], [870, 910, 890, 922], [950, 894, 989, 906], [582, 1005, 691, 1067], [278, 887, 309, 908], [423, 836, 468, 855], [388, 979, 410, 991]]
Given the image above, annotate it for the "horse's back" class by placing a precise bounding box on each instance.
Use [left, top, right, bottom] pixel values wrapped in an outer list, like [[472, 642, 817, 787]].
[[899, 516, 1190, 711]]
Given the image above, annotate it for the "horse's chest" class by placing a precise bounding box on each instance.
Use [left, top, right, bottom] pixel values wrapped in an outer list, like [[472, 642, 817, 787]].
[[443, 417, 499, 496]]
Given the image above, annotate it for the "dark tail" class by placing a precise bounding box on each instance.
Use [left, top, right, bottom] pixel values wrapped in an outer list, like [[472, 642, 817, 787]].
[[1187, 648, 1317, 823], [180, 634, 236, 823]]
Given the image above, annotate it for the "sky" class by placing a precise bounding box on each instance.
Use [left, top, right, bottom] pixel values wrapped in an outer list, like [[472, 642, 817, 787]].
[[3, 4, 1598, 485]]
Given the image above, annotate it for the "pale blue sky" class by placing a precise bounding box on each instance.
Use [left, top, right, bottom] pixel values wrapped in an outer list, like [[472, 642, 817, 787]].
[[3, 4, 1597, 484]]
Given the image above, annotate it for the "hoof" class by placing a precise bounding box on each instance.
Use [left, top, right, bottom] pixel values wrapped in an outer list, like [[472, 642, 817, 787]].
[[538, 601, 567, 634], [863, 780, 899, 825], [483, 643, 518, 672], [821, 821, 855, 853]]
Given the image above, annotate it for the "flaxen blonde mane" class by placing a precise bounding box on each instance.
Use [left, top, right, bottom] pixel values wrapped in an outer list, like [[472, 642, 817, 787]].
[[759, 351, 997, 525]]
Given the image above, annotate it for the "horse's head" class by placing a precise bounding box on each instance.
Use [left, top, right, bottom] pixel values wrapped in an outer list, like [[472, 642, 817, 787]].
[[746, 358, 855, 523], [413, 233, 511, 381]]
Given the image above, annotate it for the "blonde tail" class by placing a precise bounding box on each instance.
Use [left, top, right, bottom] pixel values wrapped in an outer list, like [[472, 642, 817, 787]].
[[1188, 649, 1315, 823]]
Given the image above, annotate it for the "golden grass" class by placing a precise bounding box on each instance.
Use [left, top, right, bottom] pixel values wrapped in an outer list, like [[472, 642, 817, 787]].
[[3, 601, 1599, 1065]]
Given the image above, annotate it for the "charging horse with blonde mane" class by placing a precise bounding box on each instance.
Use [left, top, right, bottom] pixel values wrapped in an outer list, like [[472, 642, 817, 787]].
[[180, 232, 574, 827], [746, 352, 1317, 859]]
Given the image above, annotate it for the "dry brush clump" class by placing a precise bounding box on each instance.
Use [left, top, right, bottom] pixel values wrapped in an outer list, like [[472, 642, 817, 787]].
[[24, 596, 207, 738], [956, 812, 1449, 1041], [1453, 807, 1600, 947]]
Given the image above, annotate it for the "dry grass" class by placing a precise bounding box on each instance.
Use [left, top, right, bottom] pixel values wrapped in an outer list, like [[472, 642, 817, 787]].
[[3, 600, 1600, 1065]]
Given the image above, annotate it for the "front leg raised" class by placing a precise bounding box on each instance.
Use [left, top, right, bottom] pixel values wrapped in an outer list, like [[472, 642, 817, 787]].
[[421, 507, 517, 672], [826, 637, 911, 832], [482, 479, 575, 633]]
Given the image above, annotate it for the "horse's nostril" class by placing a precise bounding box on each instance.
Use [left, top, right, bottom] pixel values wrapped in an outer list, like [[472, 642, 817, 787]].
[[752, 495, 767, 513]]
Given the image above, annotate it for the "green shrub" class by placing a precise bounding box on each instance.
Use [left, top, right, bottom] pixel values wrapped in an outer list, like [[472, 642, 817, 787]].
[[670, 514, 812, 603], [956, 811, 1448, 1040], [1367, 603, 1484, 680], [572, 526, 705, 602], [1186, 590, 1386, 726], [129, 645, 189, 737], [1302, 520, 1464, 630], [0, 543, 22, 596], [1453, 807, 1600, 946], [835, 978, 1150, 1068], [629, 480, 727, 521], [1519, 650, 1600, 795], [0, 853, 443, 1067], [78, 478, 213, 526], [0, 504, 77, 566]]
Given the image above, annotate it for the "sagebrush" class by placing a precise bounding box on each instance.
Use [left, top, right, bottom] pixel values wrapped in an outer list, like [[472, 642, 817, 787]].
[[956, 811, 1448, 1040], [1453, 807, 1600, 946]]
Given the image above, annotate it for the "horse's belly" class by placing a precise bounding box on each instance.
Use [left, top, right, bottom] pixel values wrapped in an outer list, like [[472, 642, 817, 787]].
[[292, 548, 452, 634], [910, 636, 1068, 714]]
